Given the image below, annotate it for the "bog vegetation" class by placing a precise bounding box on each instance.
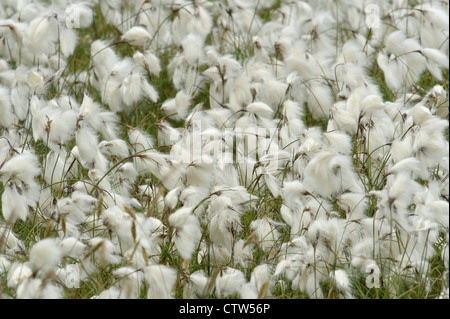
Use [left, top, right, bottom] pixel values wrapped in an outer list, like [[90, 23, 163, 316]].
[[0, 0, 448, 299]]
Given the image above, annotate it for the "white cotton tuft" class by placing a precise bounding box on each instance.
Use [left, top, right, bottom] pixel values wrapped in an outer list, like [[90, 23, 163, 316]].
[[264, 173, 281, 198], [0, 151, 40, 185], [161, 90, 191, 120], [1, 186, 31, 223], [60, 27, 78, 57], [246, 102, 274, 119], [29, 238, 62, 275], [303, 150, 363, 198], [59, 237, 87, 259], [168, 207, 202, 260], [250, 264, 273, 297], [113, 267, 143, 299], [282, 100, 303, 122], [133, 51, 161, 78], [165, 187, 181, 209], [98, 139, 130, 158], [307, 82, 333, 119], [7, 263, 33, 288], [323, 131, 352, 156], [16, 278, 63, 299], [336, 192, 368, 220], [121, 70, 143, 107], [0, 85, 14, 128], [411, 104, 432, 124], [281, 181, 310, 210], [215, 267, 246, 298], [85, 237, 122, 265], [360, 95, 384, 116], [141, 79, 159, 102], [182, 33, 204, 65], [128, 126, 154, 153], [122, 26, 152, 46], [331, 269, 353, 298], [78, 94, 100, 125], [250, 217, 281, 254], [65, 3, 94, 28], [75, 126, 99, 166], [239, 282, 258, 299], [184, 270, 209, 299], [421, 48, 449, 81], [0, 256, 11, 274], [144, 265, 177, 299], [23, 15, 58, 56], [209, 208, 241, 250], [90, 39, 119, 84], [388, 157, 422, 178]]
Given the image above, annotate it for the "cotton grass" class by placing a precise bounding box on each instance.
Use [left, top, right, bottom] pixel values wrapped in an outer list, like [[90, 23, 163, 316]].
[[0, 0, 448, 300]]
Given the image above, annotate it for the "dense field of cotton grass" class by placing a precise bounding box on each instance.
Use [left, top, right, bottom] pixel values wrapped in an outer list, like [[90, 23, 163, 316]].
[[0, 0, 448, 299]]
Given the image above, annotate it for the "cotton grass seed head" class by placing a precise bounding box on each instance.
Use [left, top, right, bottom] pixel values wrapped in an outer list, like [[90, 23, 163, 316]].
[[0, 0, 448, 301], [29, 238, 62, 275]]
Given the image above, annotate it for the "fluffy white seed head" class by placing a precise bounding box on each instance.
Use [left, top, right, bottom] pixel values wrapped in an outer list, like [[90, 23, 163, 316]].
[[144, 265, 177, 299], [122, 26, 152, 46], [184, 270, 209, 299], [168, 206, 202, 260], [29, 238, 62, 275], [0, 151, 40, 185], [0, 85, 14, 128], [215, 267, 246, 298], [7, 263, 33, 288], [59, 237, 87, 259]]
